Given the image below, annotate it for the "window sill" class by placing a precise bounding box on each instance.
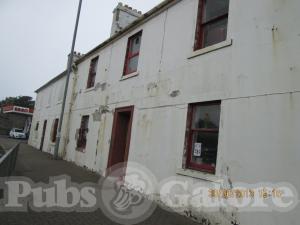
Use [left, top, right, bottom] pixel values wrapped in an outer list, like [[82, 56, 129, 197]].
[[120, 71, 139, 81], [188, 39, 233, 59], [76, 147, 86, 153], [176, 168, 222, 183], [84, 86, 96, 93]]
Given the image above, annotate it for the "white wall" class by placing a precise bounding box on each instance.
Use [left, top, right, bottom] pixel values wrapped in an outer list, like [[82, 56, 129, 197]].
[[29, 0, 300, 224], [29, 75, 66, 154]]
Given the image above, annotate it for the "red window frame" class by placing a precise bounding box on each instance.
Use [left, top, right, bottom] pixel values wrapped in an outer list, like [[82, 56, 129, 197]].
[[76, 115, 89, 150], [51, 118, 59, 143], [194, 0, 229, 50], [86, 56, 99, 89], [185, 101, 221, 174], [123, 31, 142, 76]]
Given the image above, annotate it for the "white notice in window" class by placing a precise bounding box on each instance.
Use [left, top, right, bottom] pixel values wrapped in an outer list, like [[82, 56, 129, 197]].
[[193, 143, 202, 157]]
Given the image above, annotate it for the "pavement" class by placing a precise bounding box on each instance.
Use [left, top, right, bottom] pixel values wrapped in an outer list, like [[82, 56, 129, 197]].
[[0, 135, 21, 158], [0, 137, 201, 225]]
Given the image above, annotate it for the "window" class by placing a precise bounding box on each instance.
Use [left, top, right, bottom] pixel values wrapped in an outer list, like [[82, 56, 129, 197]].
[[35, 122, 39, 131], [123, 31, 142, 76], [51, 119, 59, 143], [77, 115, 89, 150], [15, 129, 23, 133], [86, 56, 99, 89], [185, 101, 221, 174], [194, 0, 229, 50]]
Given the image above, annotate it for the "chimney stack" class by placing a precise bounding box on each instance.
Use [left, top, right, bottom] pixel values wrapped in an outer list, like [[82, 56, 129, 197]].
[[110, 2, 142, 37], [67, 51, 83, 68], [72, 51, 83, 62]]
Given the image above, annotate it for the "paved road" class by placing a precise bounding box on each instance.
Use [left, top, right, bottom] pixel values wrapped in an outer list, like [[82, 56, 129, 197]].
[[0, 135, 25, 150], [0, 137, 201, 225]]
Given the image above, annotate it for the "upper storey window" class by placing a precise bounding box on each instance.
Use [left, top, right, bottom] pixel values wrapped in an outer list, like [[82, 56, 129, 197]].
[[194, 0, 229, 50], [86, 56, 99, 89], [123, 31, 142, 76]]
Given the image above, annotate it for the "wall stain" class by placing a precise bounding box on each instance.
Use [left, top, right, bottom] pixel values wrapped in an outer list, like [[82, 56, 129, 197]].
[[169, 90, 180, 97], [147, 82, 158, 97], [272, 25, 279, 42], [183, 210, 198, 221], [95, 82, 108, 91]]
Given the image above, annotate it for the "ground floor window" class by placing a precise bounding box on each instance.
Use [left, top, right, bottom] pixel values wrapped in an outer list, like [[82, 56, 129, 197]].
[[35, 122, 39, 131], [51, 118, 59, 143], [185, 101, 221, 174], [77, 115, 89, 150]]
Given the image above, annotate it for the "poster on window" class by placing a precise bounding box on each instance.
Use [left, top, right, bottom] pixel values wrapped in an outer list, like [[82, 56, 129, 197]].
[[193, 143, 202, 157]]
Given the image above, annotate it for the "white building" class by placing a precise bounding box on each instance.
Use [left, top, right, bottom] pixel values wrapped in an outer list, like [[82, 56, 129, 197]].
[[29, 0, 300, 224]]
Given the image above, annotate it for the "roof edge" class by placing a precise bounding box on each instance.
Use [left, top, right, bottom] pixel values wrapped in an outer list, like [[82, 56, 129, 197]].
[[35, 70, 67, 93], [35, 0, 181, 93], [76, 0, 180, 64]]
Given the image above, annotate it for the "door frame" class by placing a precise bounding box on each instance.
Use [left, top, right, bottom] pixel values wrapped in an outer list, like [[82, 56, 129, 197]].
[[107, 106, 134, 170], [40, 120, 47, 151]]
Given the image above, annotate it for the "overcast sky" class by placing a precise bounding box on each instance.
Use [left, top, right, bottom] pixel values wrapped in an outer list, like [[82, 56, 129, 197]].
[[0, 0, 162, 101]]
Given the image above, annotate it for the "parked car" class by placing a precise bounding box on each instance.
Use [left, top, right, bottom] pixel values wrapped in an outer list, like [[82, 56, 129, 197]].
[[9, 128, 26, 139]]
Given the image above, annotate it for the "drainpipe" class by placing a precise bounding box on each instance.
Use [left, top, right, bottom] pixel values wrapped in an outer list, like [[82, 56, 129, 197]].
[[54, 0, 82, 160]]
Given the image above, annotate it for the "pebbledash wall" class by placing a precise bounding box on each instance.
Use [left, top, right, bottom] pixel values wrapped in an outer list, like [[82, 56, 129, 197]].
[[29, 0, 300, 224]]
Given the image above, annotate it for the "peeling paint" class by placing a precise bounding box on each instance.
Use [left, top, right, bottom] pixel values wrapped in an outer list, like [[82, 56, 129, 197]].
[[271, 25, 280, 44], [75, 129, 79, 140], [95, 82, 108, 91], [92, 105, 110, 122], [169, 90, 180, 97], [71, 63, 78, 73], [92, 110, 102, 122], [184, 210, 198, 221], [231, 220, 240, 225], [147, 82, 158, 97]]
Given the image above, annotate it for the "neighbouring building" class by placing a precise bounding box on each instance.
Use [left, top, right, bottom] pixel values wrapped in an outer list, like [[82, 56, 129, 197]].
[[0, 105, 33, 135], [29, 1, 300, 224]]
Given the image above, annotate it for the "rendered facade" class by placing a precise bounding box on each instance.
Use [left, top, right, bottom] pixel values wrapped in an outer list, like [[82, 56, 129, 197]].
[[29, 1, 300, 224]]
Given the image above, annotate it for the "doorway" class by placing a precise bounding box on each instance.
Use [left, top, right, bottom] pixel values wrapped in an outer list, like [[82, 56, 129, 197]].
[[107, 106, 134, 169], [40, 120, 47, 151]]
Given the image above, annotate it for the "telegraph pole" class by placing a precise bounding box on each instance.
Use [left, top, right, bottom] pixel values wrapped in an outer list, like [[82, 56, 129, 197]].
[[54, 0, 82, 160]]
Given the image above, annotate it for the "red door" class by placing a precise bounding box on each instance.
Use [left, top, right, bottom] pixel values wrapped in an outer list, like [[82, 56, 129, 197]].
[[107, 106, 134, 169]]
